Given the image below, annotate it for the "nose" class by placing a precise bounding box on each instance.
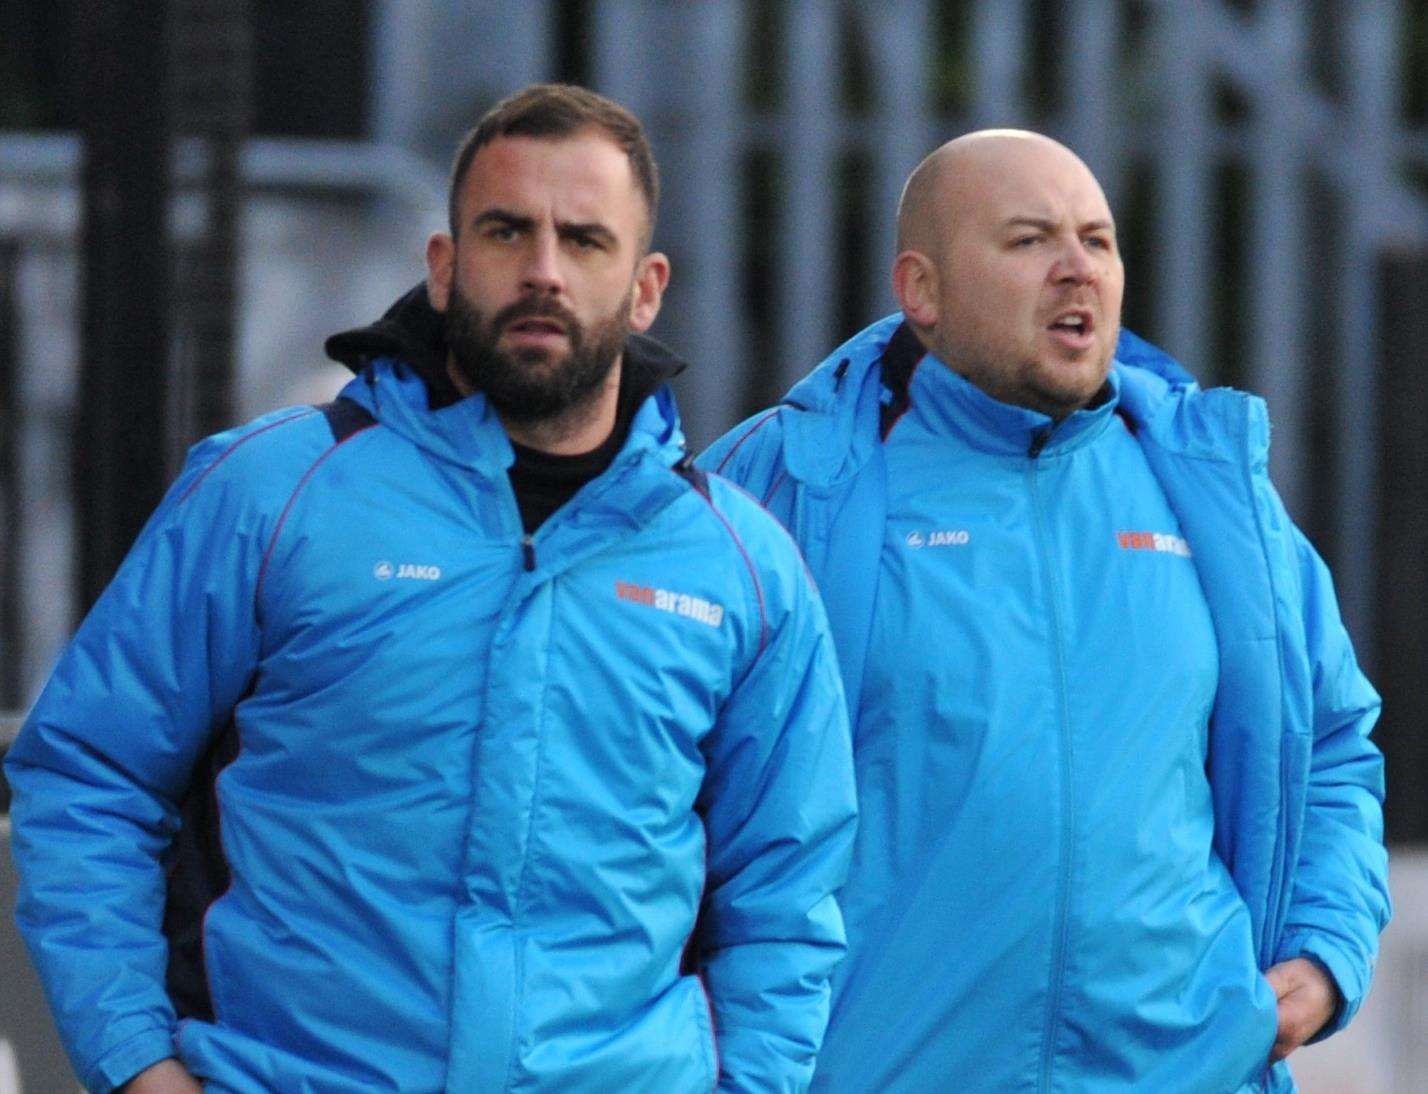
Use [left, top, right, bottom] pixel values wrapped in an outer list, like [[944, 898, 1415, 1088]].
[[1052, 239, 1097, 284], [521, 231, 565, 296]]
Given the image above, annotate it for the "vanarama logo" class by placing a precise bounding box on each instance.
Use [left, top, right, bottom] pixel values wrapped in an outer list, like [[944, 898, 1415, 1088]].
[[374, 560, 443, 581], [1116, 531, 1192, 558], [615, 581, 724, 627]]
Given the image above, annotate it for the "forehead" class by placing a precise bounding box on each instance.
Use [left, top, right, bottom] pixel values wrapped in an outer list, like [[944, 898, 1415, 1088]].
[[457, 132, 645, 232], [957, 144, 1112, 227]]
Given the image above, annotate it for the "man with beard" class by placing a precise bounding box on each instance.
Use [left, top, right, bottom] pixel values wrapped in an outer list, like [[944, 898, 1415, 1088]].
[[8, 85, 856, 1093], [703, 131, 1389, 1092]]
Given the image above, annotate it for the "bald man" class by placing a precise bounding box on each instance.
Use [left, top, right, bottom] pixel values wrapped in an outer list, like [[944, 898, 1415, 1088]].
[[702, 131, 1388, 1093]]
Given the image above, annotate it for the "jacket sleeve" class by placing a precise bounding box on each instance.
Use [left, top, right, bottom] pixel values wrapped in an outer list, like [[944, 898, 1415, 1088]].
[[693, 503, 857, 1093], [5, 437, 269, 1091], [1273, 525, 1390, 1039]]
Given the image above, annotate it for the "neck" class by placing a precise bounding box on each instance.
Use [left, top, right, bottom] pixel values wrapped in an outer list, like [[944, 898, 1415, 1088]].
[[446, 356, 623, 456], [915, 326, 1092, 422]]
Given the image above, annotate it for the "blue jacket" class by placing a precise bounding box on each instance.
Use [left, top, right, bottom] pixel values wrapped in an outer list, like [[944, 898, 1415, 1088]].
[[7, 355, 857, 1092], [701, 315, 1389, 1092]]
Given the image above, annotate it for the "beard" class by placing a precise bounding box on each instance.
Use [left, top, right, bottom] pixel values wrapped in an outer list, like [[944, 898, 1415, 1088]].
[[936, 316, 1117, 420], [445, 283, 631, 425]]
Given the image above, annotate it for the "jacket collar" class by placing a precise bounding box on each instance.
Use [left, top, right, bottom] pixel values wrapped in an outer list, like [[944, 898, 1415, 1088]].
[[1113, 330, 1269, 472], [326, 280, 691, 479], [324, 280, 688, 414], [901, 351, 1119, 458], [339, 357, 687, 479], [780, 314, 906, 487], [778, 313, 1255, 480]]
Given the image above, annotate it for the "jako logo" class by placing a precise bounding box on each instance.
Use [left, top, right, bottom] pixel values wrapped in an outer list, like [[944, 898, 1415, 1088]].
[[906, 529, 970, 548], [615, 581, 724, 627], [1116, 531, 1192, 558], [374, 560, 442, 581]]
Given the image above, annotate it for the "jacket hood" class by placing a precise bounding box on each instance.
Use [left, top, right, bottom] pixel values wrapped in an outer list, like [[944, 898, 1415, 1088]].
[[778, 314, 908, 488], [324, 281, 688, 412], [325, 282, 459, 404], [778, 312, 1229, 486], [1111, 327, 1269, 472], [327, 283, 691, 475], [1113, 327, 1198, 388]]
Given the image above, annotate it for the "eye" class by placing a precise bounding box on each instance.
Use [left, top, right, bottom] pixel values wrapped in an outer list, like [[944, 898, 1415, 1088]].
[[486, 224, 519, 243], [1084, 235, 1113, 251], [568, 233, 606, 252], [1011, 235, 1041, 248]]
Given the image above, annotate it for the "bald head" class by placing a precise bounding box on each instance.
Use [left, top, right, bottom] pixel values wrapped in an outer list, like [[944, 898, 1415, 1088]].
[[890, 128, 1123, 419], [895, 130, 1101, 257]]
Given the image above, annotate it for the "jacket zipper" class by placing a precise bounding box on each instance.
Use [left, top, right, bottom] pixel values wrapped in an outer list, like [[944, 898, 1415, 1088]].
[[1028, 425, 1074, 1094], [1242, 395, 1290, 971], [507, 440, 650, 577]]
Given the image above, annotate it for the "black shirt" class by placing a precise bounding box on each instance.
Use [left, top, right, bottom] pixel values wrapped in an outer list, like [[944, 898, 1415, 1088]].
[[323, 283, 688, 536], [508, 413, 626, 533], [508, 357, 670, 534]]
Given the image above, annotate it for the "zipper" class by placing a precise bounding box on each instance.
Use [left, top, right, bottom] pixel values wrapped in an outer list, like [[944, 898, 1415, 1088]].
[[1027, 424, 1075, 1094], [1028, 427, 1053, 460], [505, 436, 654, 577], [1241, 395, 1291, 969]]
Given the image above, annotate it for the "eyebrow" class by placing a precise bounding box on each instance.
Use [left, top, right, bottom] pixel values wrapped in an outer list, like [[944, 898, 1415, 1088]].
[[1003, 215, 1115, 234], [557, 220, 618, 246], [470, 208, 617, 246], [471, 208, 534, 233]]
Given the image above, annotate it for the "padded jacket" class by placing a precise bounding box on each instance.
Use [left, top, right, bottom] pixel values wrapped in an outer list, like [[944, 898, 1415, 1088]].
[[7, 345, 857, 1093], [700, 315, 1389, 1093]]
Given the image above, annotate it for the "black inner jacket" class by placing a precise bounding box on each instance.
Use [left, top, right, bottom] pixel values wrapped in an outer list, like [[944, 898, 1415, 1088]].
[[325, 283, 687, 532]]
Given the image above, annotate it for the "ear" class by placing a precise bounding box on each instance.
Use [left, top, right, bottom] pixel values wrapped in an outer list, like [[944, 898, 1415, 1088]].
[[426, 232, 456, 313], [628, 251, 671, 334], [892, 250, 939, 329]]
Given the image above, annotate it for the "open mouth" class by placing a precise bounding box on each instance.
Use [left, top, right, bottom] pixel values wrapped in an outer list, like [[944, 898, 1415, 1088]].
[[1048, 309, 1094, 337], [1046, 309, 1097, 353], [505, 317, 567, 337]]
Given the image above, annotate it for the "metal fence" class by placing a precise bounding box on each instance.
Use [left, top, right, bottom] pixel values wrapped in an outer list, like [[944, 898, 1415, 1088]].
[[1, 3, 1426, 1084], [566, 0, 1426, 654], [360, 0, 1428, 660], [3, 0, 1426, 692], [0, 132, 446, 703], [367, 1, 1428, 834], [382, 0, 1428, 838]]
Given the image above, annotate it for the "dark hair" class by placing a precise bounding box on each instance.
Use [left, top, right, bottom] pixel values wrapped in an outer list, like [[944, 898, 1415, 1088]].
[[448, 83, 660, 245]]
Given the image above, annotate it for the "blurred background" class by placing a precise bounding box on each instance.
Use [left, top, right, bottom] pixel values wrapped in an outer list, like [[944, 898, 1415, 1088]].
[[0, 0, 1424, 1089]]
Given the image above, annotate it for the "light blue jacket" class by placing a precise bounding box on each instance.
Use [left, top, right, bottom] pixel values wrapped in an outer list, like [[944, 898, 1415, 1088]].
[[701, 314, 1389, 1092], [7, 357, 857, 1093]]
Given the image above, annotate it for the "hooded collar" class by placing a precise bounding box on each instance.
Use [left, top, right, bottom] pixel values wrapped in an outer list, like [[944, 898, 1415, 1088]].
[[901, 352, 1120, 458], [778, 314, 1219, 483], [778, 314, 908, 488], [324, 281, 687, 415], [328, 283, 690, 478], [326, 283, 461, 406]]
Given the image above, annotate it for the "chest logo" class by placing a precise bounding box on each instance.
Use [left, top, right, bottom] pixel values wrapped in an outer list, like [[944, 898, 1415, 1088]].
[[1115, 531, 1192, 558], [615, 581, 724, 627], [374, 560, 443, 581], [905, 529, 970, 549]]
